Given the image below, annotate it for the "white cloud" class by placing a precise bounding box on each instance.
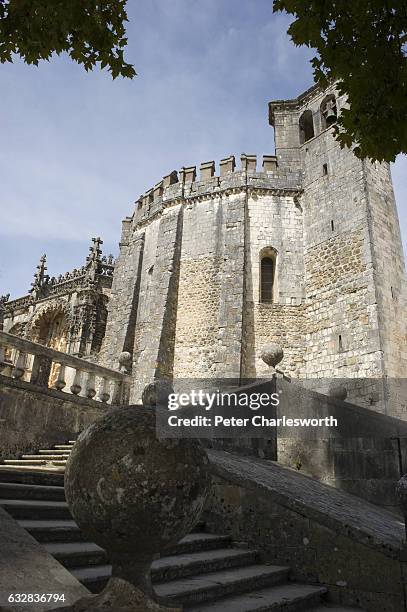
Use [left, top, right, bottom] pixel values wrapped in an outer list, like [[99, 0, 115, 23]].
[[0, 0, 405, 296]]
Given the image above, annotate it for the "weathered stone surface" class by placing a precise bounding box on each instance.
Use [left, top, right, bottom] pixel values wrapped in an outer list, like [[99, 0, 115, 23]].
[[64, 405, 210, 608], [52, 577, 180, 612], [205, 449, 407, 612], [328, 384, 347, 401], [0, 374, 107, 462], [0, 506, 88, 612], [275, 377, 407, 511]]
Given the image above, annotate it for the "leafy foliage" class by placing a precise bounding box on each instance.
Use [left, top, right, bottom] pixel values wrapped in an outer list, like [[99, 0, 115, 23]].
[[0, 0, 135, 79], [274, 0, 407, 161]]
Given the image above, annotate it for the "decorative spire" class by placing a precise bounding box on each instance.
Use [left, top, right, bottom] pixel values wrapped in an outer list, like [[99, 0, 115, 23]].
[[29, 254, 48, 296], [85, 237, 104, 282], [86, 237, 103, 266]]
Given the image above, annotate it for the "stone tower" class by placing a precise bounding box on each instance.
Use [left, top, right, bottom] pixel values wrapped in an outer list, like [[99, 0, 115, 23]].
[[269, 84, 407, 415], [100, 83, 407, 416]]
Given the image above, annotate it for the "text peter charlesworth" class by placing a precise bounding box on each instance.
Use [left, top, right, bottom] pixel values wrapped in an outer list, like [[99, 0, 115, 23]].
[[165, 390, 338, 430]]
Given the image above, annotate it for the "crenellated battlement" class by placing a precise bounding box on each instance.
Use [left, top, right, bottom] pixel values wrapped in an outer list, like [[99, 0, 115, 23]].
[[131, 153, 303, 230]]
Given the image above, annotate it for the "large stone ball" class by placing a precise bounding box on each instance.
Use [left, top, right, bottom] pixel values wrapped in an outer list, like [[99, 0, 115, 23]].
[[64, 406, 210, 558], [261, 343, 284, 368]]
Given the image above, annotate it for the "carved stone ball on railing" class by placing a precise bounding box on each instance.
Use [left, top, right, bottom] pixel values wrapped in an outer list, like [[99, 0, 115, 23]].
[[64, 405, 210, 611], [261, 343, 284, 369], [118, 351, 132, 373], [328, 383, 348, 402]]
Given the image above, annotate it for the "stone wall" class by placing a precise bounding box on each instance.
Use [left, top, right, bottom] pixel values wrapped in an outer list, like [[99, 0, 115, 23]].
[[0, 375, 107, 460], [298, 89, 383, 385], [363, 160, 407, 417], [99, 83, 407, 414], [101, 219, 144, 370], [205, 450, 407, 612], [243, 190, 305, 377], [100, 158, 304, 401], [276, 377, 407, 512], [270, 83, 407, 417]]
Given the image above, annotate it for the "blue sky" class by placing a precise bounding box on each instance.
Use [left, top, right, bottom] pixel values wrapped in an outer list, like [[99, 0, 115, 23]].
[[0, 0, 406, 298]]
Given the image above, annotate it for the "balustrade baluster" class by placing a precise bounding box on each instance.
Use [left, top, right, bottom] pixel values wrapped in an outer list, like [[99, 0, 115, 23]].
[[12, 351, 27, 379], [0, 344, 13, 376], [54, 364, 67, 391], [0, 331, 130, 404], [112, 379, 123, 404], [98, 377, 111, 403], [70, 368, 82, 395], [86, 372, 97, 399], [30, 354, 52, 388]]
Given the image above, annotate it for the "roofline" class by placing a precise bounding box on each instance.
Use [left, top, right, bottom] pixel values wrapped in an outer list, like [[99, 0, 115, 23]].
[[268, 83, 321, 126]]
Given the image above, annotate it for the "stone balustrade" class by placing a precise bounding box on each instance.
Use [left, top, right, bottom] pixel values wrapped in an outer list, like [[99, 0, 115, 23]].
[[0, 331, 130, 405]]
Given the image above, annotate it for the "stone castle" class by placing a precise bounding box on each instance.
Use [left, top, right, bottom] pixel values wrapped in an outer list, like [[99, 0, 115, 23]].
[[2, 82, 407, 415], [2, 82, 407, 612]]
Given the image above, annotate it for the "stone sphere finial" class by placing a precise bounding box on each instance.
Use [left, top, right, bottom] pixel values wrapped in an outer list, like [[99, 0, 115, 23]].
[[328, 383, 348, 401], [118, 351, 132, 373], [64, 406, 210, 611], [261, 343, 284, 368]]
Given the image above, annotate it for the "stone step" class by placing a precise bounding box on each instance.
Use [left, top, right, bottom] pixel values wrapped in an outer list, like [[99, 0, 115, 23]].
[[71, 564, 111, 592], [166, 533, 232, 555], [0, 498, 71, 520], [0, 482, 65, 501], [38, 449, 72, 455], [3, 459, 67, 466], [21, 520, 231, 552], [0, 469, 65, 486], [312, 608, 362, 612], [67, 548, 258, 581], [155, 565, 290, 607], [185, 583, 327, 611], [21, 455, 70, 461], [45, 541, 107, 568], [49, 446, 74, 451], [18, 520, 85, 543], [68, 441, 77, 444], [153, 549, 259, 583], [0, 465, 66, 474]]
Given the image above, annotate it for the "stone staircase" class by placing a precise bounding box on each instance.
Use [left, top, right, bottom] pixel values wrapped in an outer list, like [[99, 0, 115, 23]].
[[0, 442, 359, 611]]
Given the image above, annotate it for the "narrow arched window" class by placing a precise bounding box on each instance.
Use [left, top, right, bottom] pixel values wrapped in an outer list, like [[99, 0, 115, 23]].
[[261, 257, 274, 303], [299, 110, 314, 144]]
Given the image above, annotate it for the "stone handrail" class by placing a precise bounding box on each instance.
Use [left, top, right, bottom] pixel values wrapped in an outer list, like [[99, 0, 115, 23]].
[[0, 331, 130, 405]]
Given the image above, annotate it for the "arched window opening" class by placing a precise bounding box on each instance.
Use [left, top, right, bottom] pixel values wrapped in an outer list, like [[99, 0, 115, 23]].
[[299, 110, 315, 144], [261, 257, 275, 303], [320, 94, 337, 130]]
